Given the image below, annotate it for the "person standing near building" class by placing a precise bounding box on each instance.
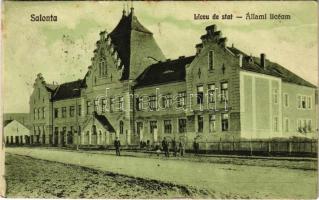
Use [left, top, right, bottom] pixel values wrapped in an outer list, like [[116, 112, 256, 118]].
[[114, 137, 121, 156], [162, 137, 169, 157], [193, 138, 199, 155]]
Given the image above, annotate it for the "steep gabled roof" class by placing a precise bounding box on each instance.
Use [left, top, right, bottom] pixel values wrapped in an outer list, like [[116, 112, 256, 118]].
[[52, 80, 82, 101], [227, 46, 316, 88], [44, 83, 58, 93], [108, 9, 165, 80], [93, 112, 115, 133], [135, 56, 195, 87]]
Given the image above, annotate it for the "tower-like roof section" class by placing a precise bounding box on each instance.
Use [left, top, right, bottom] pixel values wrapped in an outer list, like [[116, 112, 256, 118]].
[[108, 8, 165, 80]]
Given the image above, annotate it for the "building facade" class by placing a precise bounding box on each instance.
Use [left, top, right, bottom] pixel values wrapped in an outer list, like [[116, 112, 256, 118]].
[[28, 8, 317, 147]]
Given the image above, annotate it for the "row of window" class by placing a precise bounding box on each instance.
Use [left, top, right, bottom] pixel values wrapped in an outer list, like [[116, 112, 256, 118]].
[[54, 105, 81, 118], [33, 107, 45, 120], [137, 113, 229, 135], [297, 95, 312, 110]]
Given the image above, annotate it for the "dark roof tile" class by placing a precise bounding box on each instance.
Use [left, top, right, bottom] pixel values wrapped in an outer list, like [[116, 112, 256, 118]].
[[52, 80, 82, 101]]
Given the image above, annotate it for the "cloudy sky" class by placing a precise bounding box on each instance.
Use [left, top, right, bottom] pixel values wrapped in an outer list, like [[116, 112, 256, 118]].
[[3, 1, 317, 113]]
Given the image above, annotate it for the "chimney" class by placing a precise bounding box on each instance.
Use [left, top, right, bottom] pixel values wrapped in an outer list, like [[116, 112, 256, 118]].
[[260, 53, 266, 69], [239, 54, 243, 68]]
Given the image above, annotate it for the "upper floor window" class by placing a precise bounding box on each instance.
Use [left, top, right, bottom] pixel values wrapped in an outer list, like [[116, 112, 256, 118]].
[[177, 91, 186, 108], [62, 107, 67, 118], [273, 89, 278, 104], [162, 94, 172, 109], [119, 97, 124, 111], [197, 85, 204, 104], [307, 96, 312, 109], [274, 116, 279, 132], [37, 108, 40, 120], [164, 120, 172, 134], [208, 50, 214, 70], [297, 95, 309, 109], [78, 105, 82, 116], [110, 98, 114, 112], [101, 98, 107, 113], [94, 100, 99, 112], [284, 93, 289, 107], [208, 84, 215, 103], [34, 108, 36, 120], [221, 82, 228, 102], [54, 108, 59, 118], [42, 107, 45, 119], [136, 122, 143, 135], [284, 118, 289, 132], [69, 106, 75, 117], [136, 97, 143, 111], [149, 95, 157, 111], [99, 59, 107, 76], [86, 101, 91, 114]]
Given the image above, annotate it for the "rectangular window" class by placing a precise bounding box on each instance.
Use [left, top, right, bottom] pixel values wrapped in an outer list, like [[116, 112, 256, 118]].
[[198, 115, 203, 133], [42, 107, 45, 119], [273, 89, 278, 104], [221, 113, 229, 131], [297, 95, 302, 109], [86, 101, 91, 114], [94, 99, 99, 112], [285, 118, 289, 132], [209, 114, 216, 132], [208, 84, 215, 103], [150, 121, 157, 134], [119, 97, 124, 111], [62, 107, 67, 118], [136, 97, 143, 111], [54, 108, 59, 118], [307, 119, 312, 132], [284, 93, 289, 107], [274, 116, 278, 132], [110, 98, 114, 112], [78, 105, 82, 116], [34, 108, 36, 120], [162, 94, 172, 109], [221, 82, 228, 102], [101, 98, 106, 113], [307, 96, 311, 109], [197, 85, 204, 104], [301, 96, 306, 109], [69, 106, 75, 117], [37, 108, 40, 120], [164, 120, 172, 134], [297, 119, 302, 132], [54, 127, 59, 134], [208, 50, 214, 70], [178, 119, 187, 133], [149, 95, 157, 110], [136, 122, 143, 135], [177, 91, 186, 108]]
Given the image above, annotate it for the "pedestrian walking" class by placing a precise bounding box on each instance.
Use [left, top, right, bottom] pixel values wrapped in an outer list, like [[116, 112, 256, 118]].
[[179, 141, 185, 157], [172, 138, 177, 157], [193, 138, 199, 155], [162, 137, 169, 157], [114, 137, 121, 156]]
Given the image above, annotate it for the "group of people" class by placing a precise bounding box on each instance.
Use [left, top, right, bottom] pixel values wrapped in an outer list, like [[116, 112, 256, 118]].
[[160, 137, 185, 157], [114, 137, 200, 157]]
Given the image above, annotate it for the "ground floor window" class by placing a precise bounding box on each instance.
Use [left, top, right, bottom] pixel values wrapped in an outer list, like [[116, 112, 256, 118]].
[[119, 121, 124, 134], [209, 114, 216, 132], [178, 119, 187, 133], [285, 118, 289, 132], [273, 116, 278, 132], [198, 115, 203, 133], [221, 113, 229, 131], [150, 121, 157, 134], [164, 120, 172, 134], [6, 136, 9, 144], [136, 122, 143, 135]]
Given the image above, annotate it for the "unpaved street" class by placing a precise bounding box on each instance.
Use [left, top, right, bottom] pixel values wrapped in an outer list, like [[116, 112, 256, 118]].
[[5, 147, 317, 198]]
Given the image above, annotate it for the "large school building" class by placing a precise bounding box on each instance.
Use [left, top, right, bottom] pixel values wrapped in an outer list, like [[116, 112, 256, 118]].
[[28, 8, 317, 147]]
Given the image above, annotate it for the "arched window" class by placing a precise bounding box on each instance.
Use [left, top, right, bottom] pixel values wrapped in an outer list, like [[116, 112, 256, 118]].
[[119, 121, 124, 134]]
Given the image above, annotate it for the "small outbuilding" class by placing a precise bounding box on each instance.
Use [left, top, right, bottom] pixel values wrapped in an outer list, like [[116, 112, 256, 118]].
[[4, 120, 31, 145]]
